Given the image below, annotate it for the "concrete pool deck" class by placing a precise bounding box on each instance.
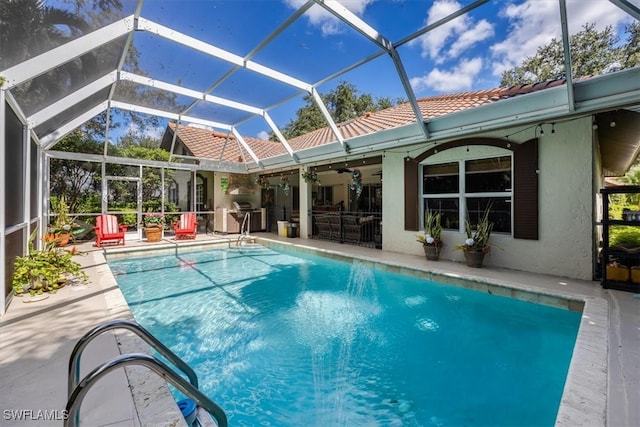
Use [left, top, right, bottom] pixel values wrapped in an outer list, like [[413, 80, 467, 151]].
[[0, 231, 638, 426]]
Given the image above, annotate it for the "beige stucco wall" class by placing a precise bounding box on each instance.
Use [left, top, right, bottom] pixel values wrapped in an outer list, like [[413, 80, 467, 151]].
[[212, 173, 261, 210], [382, 116, 595, 280]]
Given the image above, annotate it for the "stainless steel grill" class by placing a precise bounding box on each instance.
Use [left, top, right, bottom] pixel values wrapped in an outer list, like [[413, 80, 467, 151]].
[[232, 201, 254, 212]]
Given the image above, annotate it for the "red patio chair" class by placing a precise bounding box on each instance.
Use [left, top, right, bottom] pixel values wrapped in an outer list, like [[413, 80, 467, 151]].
[[174, 213, 197, 240], [95, 214, 127, 247]]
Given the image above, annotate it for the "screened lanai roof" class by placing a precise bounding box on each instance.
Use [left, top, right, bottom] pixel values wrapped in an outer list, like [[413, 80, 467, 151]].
[[2, 0, 640, 173]]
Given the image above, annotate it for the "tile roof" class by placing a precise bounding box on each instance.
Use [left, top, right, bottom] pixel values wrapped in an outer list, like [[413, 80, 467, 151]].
[[165, 79, 569, 163]]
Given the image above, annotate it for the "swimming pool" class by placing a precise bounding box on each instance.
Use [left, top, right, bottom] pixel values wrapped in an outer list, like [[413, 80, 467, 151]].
[[110, 244, 581, 426]]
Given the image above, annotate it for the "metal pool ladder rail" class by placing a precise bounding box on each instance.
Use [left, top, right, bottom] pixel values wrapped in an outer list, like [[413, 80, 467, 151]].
[[236, 211, 250, 246], [66, 319, 227, 427]]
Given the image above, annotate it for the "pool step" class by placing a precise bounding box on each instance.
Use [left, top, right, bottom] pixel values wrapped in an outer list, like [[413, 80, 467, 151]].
[[229, 243, 269, 253], [194, 406, 219, 426]]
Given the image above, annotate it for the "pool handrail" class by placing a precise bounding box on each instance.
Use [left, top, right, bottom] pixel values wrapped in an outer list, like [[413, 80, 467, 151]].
[[236, 212, 250, 246], [65, 353, 227, 427], [68, 319, 198, 396]]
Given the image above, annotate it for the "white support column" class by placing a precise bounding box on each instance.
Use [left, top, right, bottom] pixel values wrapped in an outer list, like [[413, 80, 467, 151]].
[[38, 143, 46, 248], [138, 165, 144, 241], [299, 168, 311, 240], [558, 0, 575, 112], [22, 125, 30, 254], [101, 162, 108, 214], [0, 89, 6, 315]]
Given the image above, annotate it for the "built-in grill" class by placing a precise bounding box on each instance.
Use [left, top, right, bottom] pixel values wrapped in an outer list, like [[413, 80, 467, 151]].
[[215, 201, 266, 234], [232, 201, 254, 212]]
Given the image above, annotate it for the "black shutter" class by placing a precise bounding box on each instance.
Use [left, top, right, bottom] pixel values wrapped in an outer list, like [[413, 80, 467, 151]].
[[513, 138, 538, 239], [404, 158, 419, 231]]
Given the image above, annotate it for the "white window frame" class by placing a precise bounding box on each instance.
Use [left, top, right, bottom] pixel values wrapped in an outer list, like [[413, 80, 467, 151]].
[[421, 151, 513, 234]]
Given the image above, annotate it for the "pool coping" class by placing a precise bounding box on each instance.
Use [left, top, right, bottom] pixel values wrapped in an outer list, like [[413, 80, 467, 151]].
[[102, 238, 608, 427]]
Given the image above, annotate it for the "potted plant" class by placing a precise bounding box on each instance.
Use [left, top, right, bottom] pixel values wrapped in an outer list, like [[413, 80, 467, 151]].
[[256, 176, 271, 190], [142, 212, 165, 242], [301, 169, 320, 185], [456, 204, 494, 268], [12, 229, 88, 300], [350, 169, 363, 198], [417, 209, 443, 260], [46, 196, 78, 246], [279, 175, 290, 196]]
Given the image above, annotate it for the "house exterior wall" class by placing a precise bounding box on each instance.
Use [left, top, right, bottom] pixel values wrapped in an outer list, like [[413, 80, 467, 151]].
[[169, 169, 193, 211], [212, 173, 261, 210], [383, 117, 595, 280]]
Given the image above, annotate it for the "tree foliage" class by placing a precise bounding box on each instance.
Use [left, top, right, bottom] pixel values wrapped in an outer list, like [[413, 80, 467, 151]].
[[1, 0, 179, 140], [49, 130, 103, 213], [500, 22, 639, 87], [277, 81, 404, 140], [49, 126, 173, 216]]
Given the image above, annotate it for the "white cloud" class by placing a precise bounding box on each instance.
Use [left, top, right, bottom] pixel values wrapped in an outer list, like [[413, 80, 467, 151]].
[[490, 0, 633, 77], [412, 0, 494, 63], [123, 122, 166, 140], [449, 19, 494, 58], [410, 57, 483, 93], [284, 0, 375, 36], [257, 130, 270, 140], [146, 125, 165, 140], [183, 123, 214, 131]]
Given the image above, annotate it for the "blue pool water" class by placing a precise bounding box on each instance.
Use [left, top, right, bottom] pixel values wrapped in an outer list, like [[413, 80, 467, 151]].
[[110, 245, 581, 427]]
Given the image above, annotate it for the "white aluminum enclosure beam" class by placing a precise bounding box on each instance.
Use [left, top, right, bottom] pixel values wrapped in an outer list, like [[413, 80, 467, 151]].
[[395, 0, 490, 47], [104, 1, 144, 153], [559, 0, 575, 112], [110, 101, 233, 131], [22, 124, 32, 258], [314, 50, 387, 88], [0, 89, 5, 315], [46, 149, 211, 171], [316, 0, 394, 52], [315, 0, 427, 139], [609, 0, 640, 20], [263, 112, 298, 162], [0, 16, 134, 89], [178, 1, 314, 118], [204, 93, 263, 116], [119, 71, 264, 115], [41, 101, 109, 149], [311, 88, 345, 149], [389, 48, 429, 139], [231, 127, 263, 167], [28, 72, 117, 127], [137, 18, 312, 92], [110, 100, 179, 121]]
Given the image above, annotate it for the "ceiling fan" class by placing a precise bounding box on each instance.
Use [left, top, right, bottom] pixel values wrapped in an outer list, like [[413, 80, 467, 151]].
[[336, 168, 353, 174]]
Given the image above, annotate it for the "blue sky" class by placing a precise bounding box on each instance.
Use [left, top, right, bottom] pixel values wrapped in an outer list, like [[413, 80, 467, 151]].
[[111, 0, 635, 142]]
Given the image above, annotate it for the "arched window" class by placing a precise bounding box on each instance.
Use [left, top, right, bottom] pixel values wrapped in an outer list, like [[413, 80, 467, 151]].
[[422, 154, 512, 233], [405, 138, 538, 240]]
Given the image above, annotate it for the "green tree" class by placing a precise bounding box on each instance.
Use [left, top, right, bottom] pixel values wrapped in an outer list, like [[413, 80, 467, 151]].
[[500, 23, 636, 87], [277, 81, 404, 140], [621, 22, 640, 69], [49, 130, 103, 213], [619, 163, 640, 206], [108, 142, 173, 210]]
